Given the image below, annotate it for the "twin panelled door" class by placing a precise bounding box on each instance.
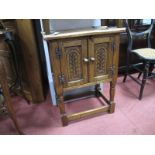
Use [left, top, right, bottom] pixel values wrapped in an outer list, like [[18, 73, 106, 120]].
[[54, 35, 115, 88]]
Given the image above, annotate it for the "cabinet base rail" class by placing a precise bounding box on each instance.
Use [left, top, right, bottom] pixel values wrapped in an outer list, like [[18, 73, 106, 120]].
[[59, 89, 115, 126]]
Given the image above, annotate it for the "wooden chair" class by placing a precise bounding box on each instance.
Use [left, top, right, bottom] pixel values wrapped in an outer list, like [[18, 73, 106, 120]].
[[0, 61, 23, 134], [123, 19, 155, 100]]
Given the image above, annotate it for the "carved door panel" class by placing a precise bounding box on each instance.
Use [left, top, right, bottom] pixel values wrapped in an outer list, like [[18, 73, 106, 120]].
[[60, 39, 88, 88], [88, 36, 114, 82]]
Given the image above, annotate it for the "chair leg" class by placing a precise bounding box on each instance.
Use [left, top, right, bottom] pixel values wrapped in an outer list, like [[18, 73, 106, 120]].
[[137, 72, 142, 79], [139, 62, 149, 100], [0, 62, 24, 134], [148, 63, 154, 76], [123, 51, 130, 83], [123, 74, 127, 83], [95, 84, 101, 97], [4, 92, 24, 134]]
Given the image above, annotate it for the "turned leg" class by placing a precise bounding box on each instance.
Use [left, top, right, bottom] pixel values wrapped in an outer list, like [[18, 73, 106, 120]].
[[109, 81, 116, 113], [5, 94, 24, 135], [139, 62, 149, 100], [0, 62, 23, 134], [57, 96, 68, 126]]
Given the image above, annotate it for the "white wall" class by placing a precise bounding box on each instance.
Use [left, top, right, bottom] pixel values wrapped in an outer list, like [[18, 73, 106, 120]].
[[49, 19, 101, 33]]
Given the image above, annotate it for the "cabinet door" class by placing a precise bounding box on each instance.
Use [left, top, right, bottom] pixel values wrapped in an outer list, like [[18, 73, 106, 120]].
[[60, 39, 88, 88], [88, 36, 114, 82]]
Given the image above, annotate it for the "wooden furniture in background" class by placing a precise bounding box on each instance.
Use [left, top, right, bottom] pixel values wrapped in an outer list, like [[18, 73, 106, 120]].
[[0, 61, 23, 134], [0, 19, 46, 103], [102, 19, 128, 72], [101, 19, 124, 28], [42, 19, 51, 34], [16, 20, 45, 102], [0, 21, 18, 90], [44, 27, 125, 125], [101, 19, 155, 74]]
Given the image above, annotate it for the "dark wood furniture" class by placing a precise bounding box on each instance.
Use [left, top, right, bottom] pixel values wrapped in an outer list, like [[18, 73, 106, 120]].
[[102, 19, 155, 74], [0, 61, 23, 134], [101, 19, 124, 28], [0, 19, 46, 103], [16, 20, 45, 102], [123, 19, 155, 100], [44, 27, 125, 126]]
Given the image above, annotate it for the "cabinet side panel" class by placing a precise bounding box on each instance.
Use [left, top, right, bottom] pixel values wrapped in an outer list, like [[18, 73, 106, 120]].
[[113, 34, 120, 83], [49, 41, 63, 97]]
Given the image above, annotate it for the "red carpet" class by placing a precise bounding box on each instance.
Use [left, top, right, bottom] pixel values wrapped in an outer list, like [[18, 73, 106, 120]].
[[1, 75, 155, 135]]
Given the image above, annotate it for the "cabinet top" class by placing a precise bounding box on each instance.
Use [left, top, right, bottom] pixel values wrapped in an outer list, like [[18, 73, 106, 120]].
[[43, 26, 126, 40]]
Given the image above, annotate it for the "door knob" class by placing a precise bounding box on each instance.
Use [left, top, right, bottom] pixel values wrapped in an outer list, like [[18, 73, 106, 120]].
[[90, 57, 95, 61], [83, 58, 89, 62]]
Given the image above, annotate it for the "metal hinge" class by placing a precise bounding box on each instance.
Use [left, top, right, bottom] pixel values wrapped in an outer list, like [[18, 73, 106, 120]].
[[55, 47, 61, 59], [58, 74, 65, 84], [108, 65, 116, 77]]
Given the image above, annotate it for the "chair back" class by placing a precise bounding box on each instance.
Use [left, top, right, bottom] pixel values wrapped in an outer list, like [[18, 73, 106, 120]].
[[125, 19, 154, 51]]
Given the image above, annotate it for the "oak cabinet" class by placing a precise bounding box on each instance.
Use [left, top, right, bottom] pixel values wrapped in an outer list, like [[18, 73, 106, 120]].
[[54, 36, 115, 88], [44, 27, 125, 125]]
